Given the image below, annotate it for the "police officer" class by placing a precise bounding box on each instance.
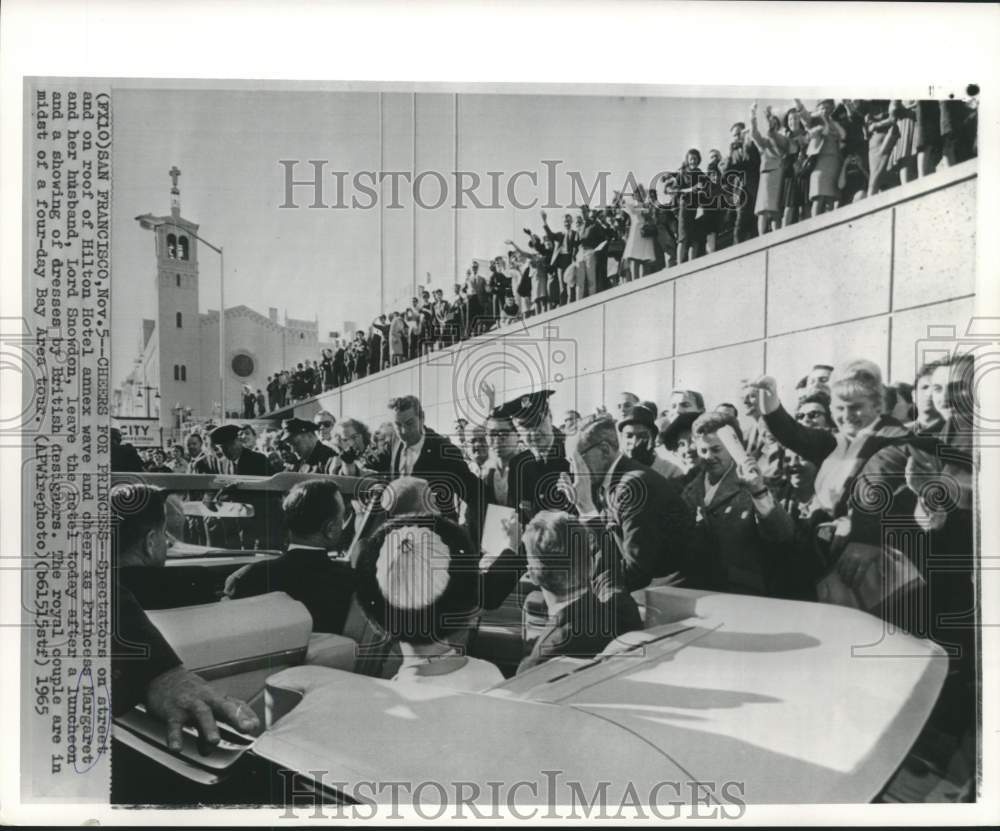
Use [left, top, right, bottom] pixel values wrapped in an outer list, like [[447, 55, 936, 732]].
[[280, 417, 337, 473], [494, 390, 573, 522], [479, 390, 574, 609]]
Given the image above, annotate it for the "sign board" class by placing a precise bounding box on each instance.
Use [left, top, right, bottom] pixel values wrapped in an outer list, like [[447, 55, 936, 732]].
[[113, 416, 163, 448]]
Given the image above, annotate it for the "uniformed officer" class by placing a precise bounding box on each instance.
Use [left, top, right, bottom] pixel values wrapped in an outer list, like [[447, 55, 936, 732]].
[[478, 390, 574, 609], [280, 417, 338, 473], [493, 389, 573, 522]]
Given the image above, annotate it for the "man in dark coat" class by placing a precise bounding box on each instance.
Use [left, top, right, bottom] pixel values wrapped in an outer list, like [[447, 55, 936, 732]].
[[516, 510, 642, 673], [478, 390, 574, 608], [209, 424, 269, 475], [208, 423, 276, 548], [224, 479, 355, 634], [567, 414, 701, 592], [369, 395, 482, 545], [280, 417, 337, 473], [111, 427, 145, 472], [111, 483, 259, 747]]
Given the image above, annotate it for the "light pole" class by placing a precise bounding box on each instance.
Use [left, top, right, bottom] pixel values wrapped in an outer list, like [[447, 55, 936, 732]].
[[136, 385, 159, 419], [136, 216, 225, 423]]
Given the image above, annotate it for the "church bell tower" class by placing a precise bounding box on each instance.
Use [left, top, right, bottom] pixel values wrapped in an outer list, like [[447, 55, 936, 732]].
[[136, 167, 203, 429]]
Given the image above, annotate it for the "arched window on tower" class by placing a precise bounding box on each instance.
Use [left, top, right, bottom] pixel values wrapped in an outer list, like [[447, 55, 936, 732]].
[[176, 312, 183, 328], [173, 365, 180, 381], [166, 233, 177, 259], [176, 273, 181, 287], [178, 237, 189, 260], [180, 365, 187, 382]]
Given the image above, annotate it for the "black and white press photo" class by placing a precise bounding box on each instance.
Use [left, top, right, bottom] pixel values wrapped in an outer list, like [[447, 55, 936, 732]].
[[2, 1, 998, 825]]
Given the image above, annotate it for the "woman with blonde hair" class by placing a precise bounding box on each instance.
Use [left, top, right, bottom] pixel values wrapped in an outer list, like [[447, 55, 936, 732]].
[[748, 359, 909, 524]]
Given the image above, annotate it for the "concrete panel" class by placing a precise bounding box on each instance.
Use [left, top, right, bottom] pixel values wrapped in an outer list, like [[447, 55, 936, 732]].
[[767, 211, 892, 335], [604, 280, 674, 369], [675, 252, 766, 354], [389, 364, 419, 402], [766, 316, 890, 405], [674, 342, 765, 413], [890, 297, 976, 385], [893, 178, 977, 310], [546, 305, 604, 375], [603, 358, 675, 417], [552, 372, 603, 423]]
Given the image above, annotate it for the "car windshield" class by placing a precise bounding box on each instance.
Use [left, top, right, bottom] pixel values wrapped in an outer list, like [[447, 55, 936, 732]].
[[116, 471, 376, 559]]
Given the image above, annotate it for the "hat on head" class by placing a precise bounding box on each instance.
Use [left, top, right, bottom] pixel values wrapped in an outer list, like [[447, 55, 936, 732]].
[[354, 515, 479, 644], [618, 403, 657, 432], [280, 417, 319, 441], [209, 424, 240, 446], [656, 411, 700, 448], [495, 390, 555, 426]]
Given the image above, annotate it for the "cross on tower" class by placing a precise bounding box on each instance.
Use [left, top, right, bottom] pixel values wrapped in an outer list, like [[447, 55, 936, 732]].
[[169, 166, 181, 191]]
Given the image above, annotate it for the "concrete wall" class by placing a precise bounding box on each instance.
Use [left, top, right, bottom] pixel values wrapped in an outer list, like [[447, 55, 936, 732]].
[[292, 161, 978, 432]]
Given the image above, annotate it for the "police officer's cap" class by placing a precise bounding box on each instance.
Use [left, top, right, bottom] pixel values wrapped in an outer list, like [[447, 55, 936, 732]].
[[209, 424, 241, 445], [495, 390, 555, 426], [280, 417, 318, 441]]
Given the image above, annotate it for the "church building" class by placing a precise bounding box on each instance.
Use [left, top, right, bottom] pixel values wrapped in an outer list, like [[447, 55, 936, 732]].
[[115, 167, 332, 435]]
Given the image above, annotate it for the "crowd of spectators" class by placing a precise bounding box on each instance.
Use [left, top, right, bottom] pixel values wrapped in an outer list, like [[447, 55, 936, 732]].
[[113, 358, 972, 684], [111, 93, 980, 759], [241, 95, 978, 415], [113, 347, 977, 759]]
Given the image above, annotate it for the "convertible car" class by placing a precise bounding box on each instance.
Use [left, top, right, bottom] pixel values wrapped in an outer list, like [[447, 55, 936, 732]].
[[111, 472, 974, 808]]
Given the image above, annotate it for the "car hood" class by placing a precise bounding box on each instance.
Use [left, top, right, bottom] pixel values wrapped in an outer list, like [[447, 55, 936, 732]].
[[252, 665, 688, 807], [496, 589, 948, 804]]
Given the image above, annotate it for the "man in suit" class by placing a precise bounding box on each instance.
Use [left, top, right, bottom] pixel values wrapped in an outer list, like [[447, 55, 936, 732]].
[[468, 260, 489, 334], [281, 417, 337, 473], [208, 423, 276, 547], [111, 483, 259, 747], [542, 210, 579, 306], [224, 479, 355, 634], [370, 395, 481, 545], [185, 431, 224, 474], [574, 205, 607, 299], [209, 424, 269, 475], [516, 510, 643, 673], [567, 414, 700, 592]]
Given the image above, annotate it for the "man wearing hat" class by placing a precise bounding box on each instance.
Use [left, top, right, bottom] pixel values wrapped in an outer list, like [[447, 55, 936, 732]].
[[493, 389, 572, 522], [281, 417, 337, 474], [657, 411, 702, 484], [111, 427, 144, 472], [477, 389, 573, 609], [209, 424, 269, 475], [619, 404, 684, 481]]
